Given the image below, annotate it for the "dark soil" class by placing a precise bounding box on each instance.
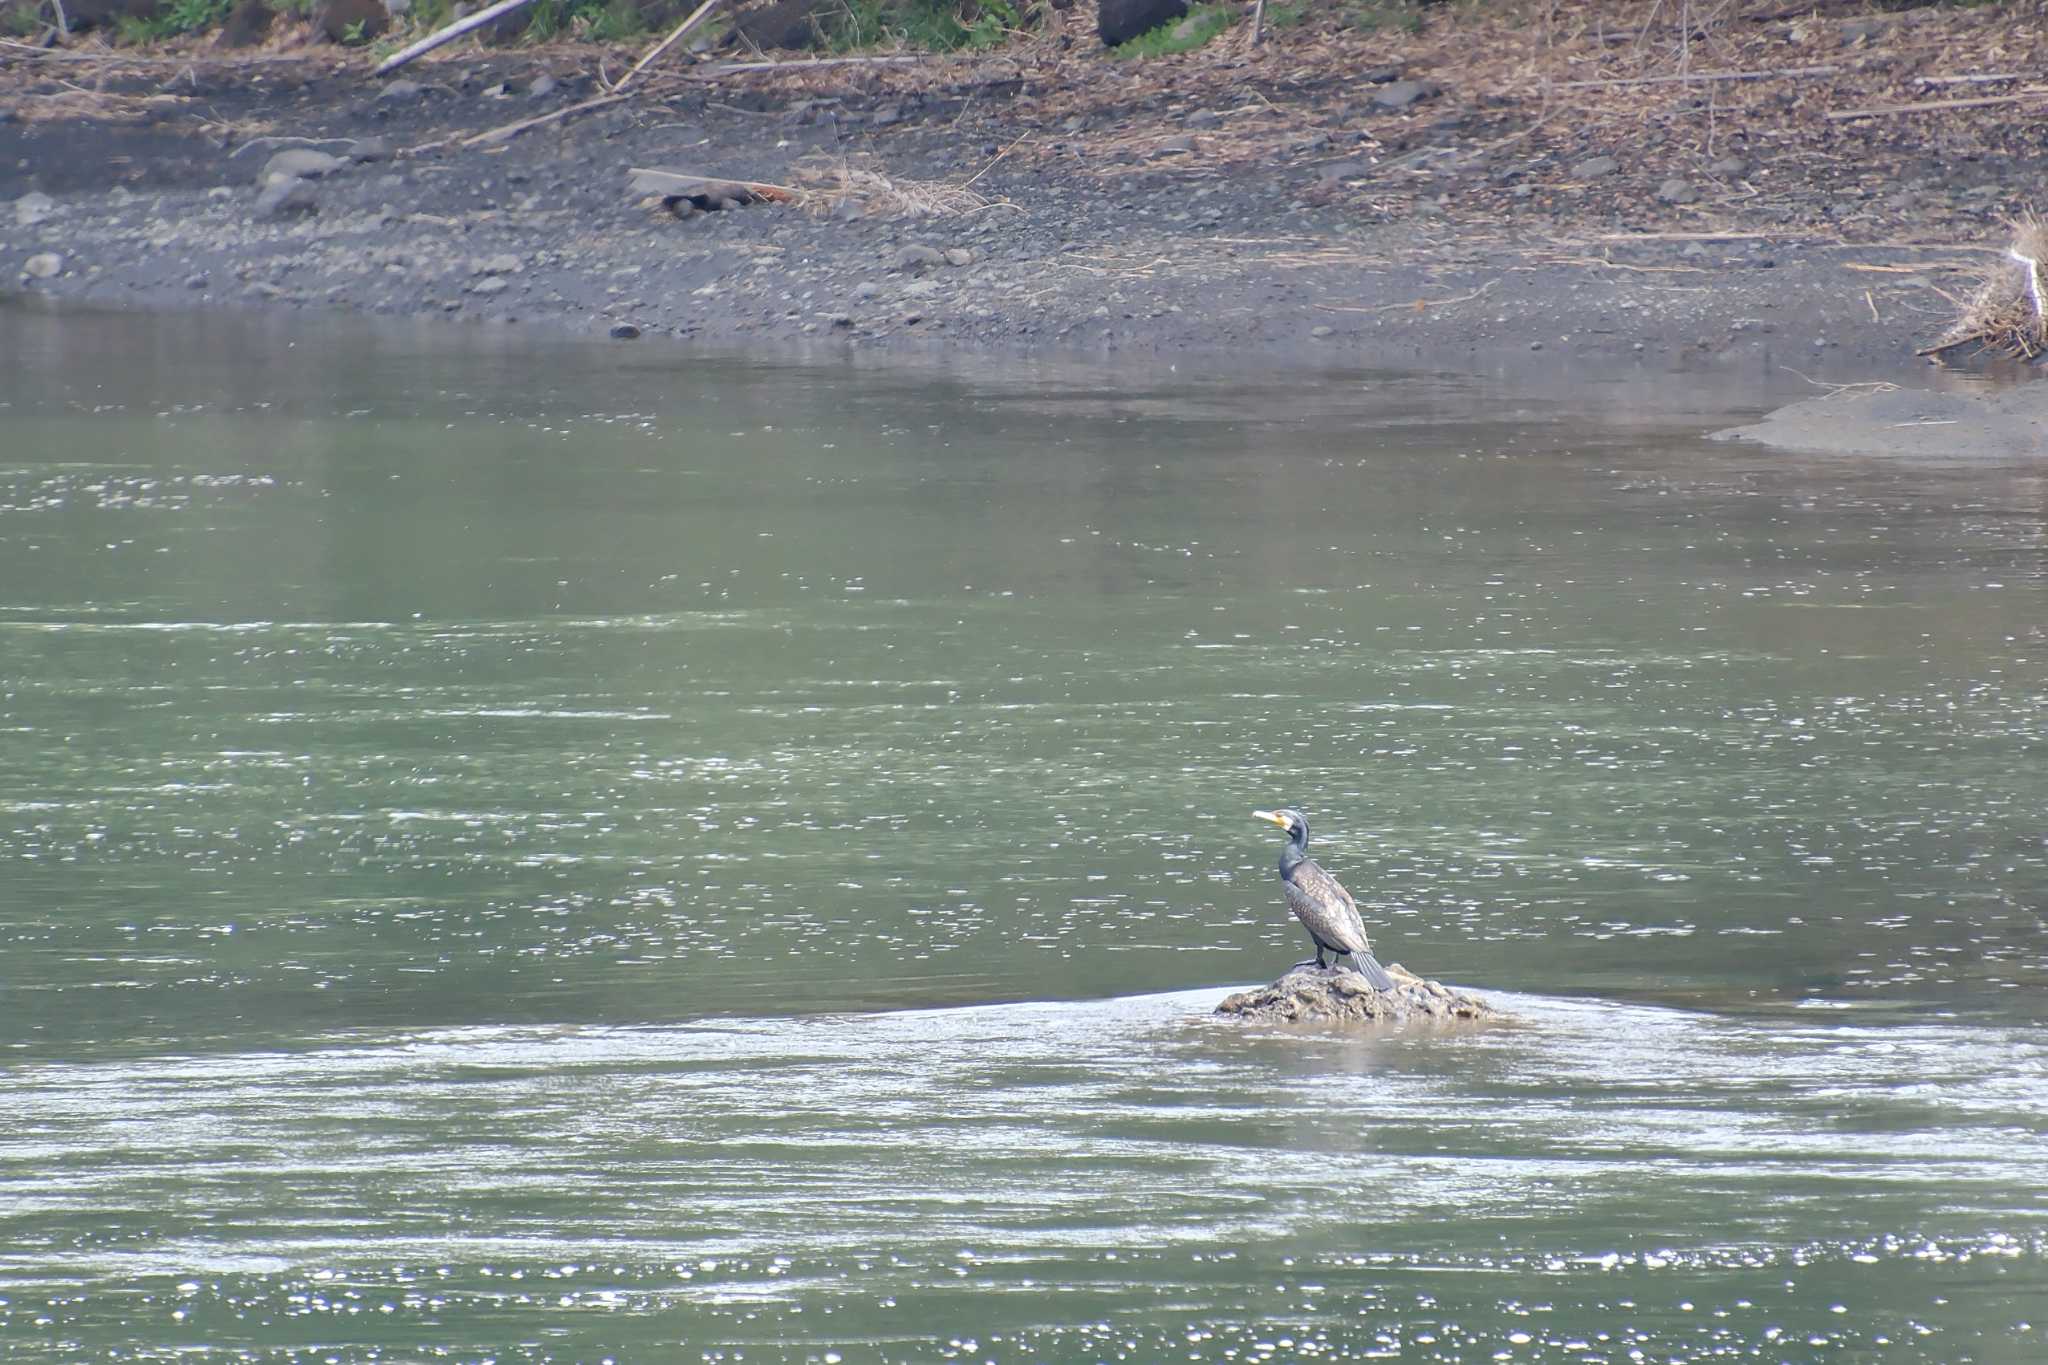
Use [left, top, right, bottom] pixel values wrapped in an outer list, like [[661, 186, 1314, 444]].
[[6, 3, 2046, 380]]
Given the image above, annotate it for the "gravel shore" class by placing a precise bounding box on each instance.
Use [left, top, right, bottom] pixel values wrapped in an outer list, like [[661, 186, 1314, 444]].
[[5, 7, 2044, 386]]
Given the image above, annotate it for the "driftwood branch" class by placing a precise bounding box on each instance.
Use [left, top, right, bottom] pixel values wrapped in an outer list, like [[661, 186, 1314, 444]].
[[464, 92, 627, 146], [1826, 89, 2048, 121], [1554, 63, 1838, 90], [690, 55, 924, 76], [372, 0, 543, 78], [615, 0, 726, 92], [1251, 0, 1266, 45], [1914, 72, 2024, 87], [628, 166, 802, 202], [1559, 63, 1831, 94]]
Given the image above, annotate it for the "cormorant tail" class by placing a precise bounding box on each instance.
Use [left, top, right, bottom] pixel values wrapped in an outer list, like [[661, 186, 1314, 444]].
[[1354, 952, 1396, 993]]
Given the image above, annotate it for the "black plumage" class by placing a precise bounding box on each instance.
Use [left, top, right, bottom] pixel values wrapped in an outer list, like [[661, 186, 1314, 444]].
[[1254, 808, 1397, 991]]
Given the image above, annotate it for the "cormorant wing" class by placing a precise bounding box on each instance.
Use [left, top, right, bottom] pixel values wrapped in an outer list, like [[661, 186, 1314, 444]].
[[1285, 858, 1371, 956]]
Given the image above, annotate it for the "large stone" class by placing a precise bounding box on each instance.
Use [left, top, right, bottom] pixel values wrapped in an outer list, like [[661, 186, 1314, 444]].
[[1216, 963, 1499, 1026], [1098, 0, 1186, 46], [1371, 79, 1439, 110], [213, 0, 274, 48], [14, 191, 56, 227], [260, 149, 345, 183], [22, 252, 63, 280], [50, 0, 160, 31], [893, 243, 945, 272], [312, 0, 387, 42], [734, 0, 823, 50]]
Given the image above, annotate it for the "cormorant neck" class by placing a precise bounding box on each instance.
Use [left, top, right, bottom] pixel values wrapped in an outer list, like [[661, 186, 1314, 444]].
[[1278, 833, 1308, 877]]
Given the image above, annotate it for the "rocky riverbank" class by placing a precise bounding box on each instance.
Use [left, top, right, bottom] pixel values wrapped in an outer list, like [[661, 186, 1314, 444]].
[[5, 3, 2046, 383]]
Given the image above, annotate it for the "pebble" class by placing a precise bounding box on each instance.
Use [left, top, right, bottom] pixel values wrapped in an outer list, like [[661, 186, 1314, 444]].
[[1310, 325, 1335, 338], [1185, 110, 1222, 129], [1152, 135, 1195, 157], [14, 191, 55, 227], [853, 280, 881, 300], [22, 252, 62, 279], [185, 273, 208, 289], [1573, 155, 1619, 179], [377, 79, 425, 101], [529, 74, 557, 99], [260, 149, 344, 184], [608, 322, 641, 339], [943, 247, 974, 267], [349, 136, 393, 164], [467, 276, 509, 296], [1657, 177, 1699, 204], [471, 253, 523, 275], [1710, 156, 1750, 178]]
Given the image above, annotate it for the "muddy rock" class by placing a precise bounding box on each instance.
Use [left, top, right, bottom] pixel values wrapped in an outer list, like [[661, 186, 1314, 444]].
[[1574, 155, 1619, 179], [22, 252, 63, 280], [1657, 177, 1699, 205], [1216, 964, 1498, 1026], [894, 244, 945, 272]]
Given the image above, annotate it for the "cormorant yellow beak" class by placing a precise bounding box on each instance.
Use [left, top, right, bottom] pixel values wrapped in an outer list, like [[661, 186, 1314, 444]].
[[1253, 810, 1289, 827]]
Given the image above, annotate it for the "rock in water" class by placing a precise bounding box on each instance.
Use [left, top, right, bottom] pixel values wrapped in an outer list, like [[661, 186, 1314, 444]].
[[1216, 964, 1497, 1025]]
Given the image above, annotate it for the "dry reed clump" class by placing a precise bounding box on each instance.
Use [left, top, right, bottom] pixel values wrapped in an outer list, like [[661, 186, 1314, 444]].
[[789, 155, 994, 219], [1932, 214, 2048, 362]]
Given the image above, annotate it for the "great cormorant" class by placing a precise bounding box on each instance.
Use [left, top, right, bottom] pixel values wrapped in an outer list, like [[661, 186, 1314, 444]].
[[1253, 808, 1397, 992]]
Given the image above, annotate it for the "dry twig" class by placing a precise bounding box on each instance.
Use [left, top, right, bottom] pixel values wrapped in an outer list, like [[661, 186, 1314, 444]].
[[1827, 89, 2048, 121]]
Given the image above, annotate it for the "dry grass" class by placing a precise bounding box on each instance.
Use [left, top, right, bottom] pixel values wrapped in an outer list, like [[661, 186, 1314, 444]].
[[789, 153, 997, 218], [1931, 214, 2048, 361]]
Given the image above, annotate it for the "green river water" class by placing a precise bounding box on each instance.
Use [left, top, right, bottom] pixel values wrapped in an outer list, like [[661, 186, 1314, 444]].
[[1, 304, 2044, 1363]]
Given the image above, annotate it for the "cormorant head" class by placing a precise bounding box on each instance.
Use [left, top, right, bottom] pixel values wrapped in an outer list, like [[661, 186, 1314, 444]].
[[1253, 808, 1310, 848]]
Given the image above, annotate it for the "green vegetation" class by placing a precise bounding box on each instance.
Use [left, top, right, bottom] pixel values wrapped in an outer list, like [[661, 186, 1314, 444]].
[[1263, 0, 1312, 28], [821, 0, 1021, 53], [1341, 0, 1425, 35], [3, 0, 44, 35], [114, 0, 233, 42], [517, 0, 650, 43], [1110, 1, 1231, 58]]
